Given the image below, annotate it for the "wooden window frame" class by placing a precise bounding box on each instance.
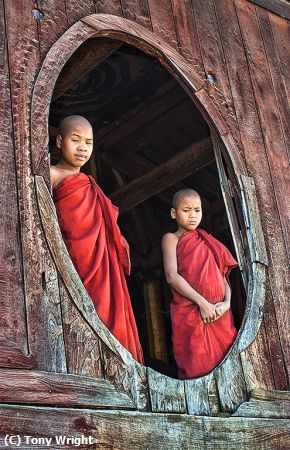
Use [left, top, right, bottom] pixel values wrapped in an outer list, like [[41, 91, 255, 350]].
[[31, 14, 268, 414]]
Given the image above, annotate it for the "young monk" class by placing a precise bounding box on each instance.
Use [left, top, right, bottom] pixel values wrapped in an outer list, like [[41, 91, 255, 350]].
[[50, 115, 143, 363], [161, 189, 238, 379]]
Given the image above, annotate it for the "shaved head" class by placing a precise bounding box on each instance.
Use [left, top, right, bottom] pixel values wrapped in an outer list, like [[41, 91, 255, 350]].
[[172, 189, 201, 209], [58, 115, 92, 138]]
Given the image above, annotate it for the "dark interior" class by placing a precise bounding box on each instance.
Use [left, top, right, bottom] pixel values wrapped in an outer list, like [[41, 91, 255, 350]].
[[49, 38, 246, 377]]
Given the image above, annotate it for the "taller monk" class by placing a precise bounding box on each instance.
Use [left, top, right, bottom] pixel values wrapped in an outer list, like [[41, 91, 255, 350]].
[[50, 115, 143, 363]]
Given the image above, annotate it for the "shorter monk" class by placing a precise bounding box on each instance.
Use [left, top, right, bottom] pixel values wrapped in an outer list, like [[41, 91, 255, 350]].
[[161, 189, 238, 379], [51, 115, 143, 363]]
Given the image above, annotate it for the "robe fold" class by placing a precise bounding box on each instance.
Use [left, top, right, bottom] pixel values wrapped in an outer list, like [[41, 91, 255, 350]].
[[53, 173, 143, 363], [171, 229, 238, 379]]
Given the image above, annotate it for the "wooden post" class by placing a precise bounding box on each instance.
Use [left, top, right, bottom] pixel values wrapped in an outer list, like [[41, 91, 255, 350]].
[[138, 270, 169, 363]]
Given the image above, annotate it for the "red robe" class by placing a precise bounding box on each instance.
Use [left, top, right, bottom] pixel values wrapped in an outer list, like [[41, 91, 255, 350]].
[[171, 229, 238, 379], [53, 173, 143, 363]]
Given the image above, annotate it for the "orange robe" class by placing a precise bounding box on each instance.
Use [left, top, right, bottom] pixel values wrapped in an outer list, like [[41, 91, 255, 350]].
[[53, 173, 143, 363], [171, 229, 238, 379]]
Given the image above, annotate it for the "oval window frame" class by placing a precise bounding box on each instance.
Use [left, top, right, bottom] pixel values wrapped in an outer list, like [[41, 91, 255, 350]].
[[32, 14, 268, 414]]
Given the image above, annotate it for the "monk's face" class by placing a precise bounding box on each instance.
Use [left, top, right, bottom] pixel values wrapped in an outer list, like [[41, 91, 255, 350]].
[[171, 195, 202, 233], [56, 121, 93, 169]]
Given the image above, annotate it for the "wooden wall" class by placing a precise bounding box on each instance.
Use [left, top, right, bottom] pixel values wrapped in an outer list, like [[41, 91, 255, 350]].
[[0, 0, 289, 398]]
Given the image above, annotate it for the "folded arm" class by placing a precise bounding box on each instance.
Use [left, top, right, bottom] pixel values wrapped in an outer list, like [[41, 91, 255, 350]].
[[161, 233, 217, 323]]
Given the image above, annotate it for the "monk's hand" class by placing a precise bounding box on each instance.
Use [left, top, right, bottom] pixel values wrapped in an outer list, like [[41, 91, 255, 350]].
[[199, 301, 217, 324], [214, 301, 230, 318]]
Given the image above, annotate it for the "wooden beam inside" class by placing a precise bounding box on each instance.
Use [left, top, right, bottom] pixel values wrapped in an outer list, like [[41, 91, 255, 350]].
[[110, 137, 214, 212], [52, 38, 121, 101], [101, 148, 223, 217]]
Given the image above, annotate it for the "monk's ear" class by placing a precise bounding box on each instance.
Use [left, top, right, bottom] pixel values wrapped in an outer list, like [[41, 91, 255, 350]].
[[170, 208, 176, 219], [56, 134, 62, 149]]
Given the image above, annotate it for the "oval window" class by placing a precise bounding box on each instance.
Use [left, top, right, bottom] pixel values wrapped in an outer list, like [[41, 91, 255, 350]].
[[48, 37, 246, 379]]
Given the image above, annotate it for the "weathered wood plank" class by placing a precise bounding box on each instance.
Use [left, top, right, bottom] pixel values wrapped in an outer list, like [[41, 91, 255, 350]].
[[111, 137, 214, 212], [269, 14, 290, 105], [185, 373, 220, 416], [147, 368, 187, 413], [37, 0, 68, 58], [59, 280, 103, 378], [170, 0, 205, 78], [4, 0, 66, 372], [0, 0, 28, 360], [252, 389, 290, 402], [147, 0, 178, 49], [237, 262, 267, 353], [262, 277, 289, 389], [0, 345, 35, 370], [214, 350, 248, 412], [0, 405, 289, 449], [233, 398, 290, 419], [238, 175, 268, 265], [203, 416, 290, 449], [248, 0, 290, 20], [96, 0, 123, 15], [65, 0, 95, 25], [192, 0, 242, 157], [240, 319, 276, 391], [235, 0, 290, 384], [256, 9, 290, 164], [233, 389, 290, 418], [121, 0, 152, 29], [215, 0, 288, 388], [237, 0, 290, 238], [101, 345, 149, 411], [0, 368, 135, 409]]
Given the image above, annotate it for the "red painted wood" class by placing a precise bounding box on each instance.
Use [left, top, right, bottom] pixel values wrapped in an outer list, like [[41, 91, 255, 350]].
[[37, 0, 68, 57], [3, 0, 66, 371], [248, 0, 290, 20], [96, 0, 123, 15], [65, 0, 96, 25], [170, 0, 205, 78], [257, 10, 290, 163], [235, 0, 290, 383], [121, 0, 152, 29], [147, 0, 178, 49], [269, 15, 290, 104], [214, 0, 288, 389], [191, 0, 243, 157], [0, 1, 28, 358]]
